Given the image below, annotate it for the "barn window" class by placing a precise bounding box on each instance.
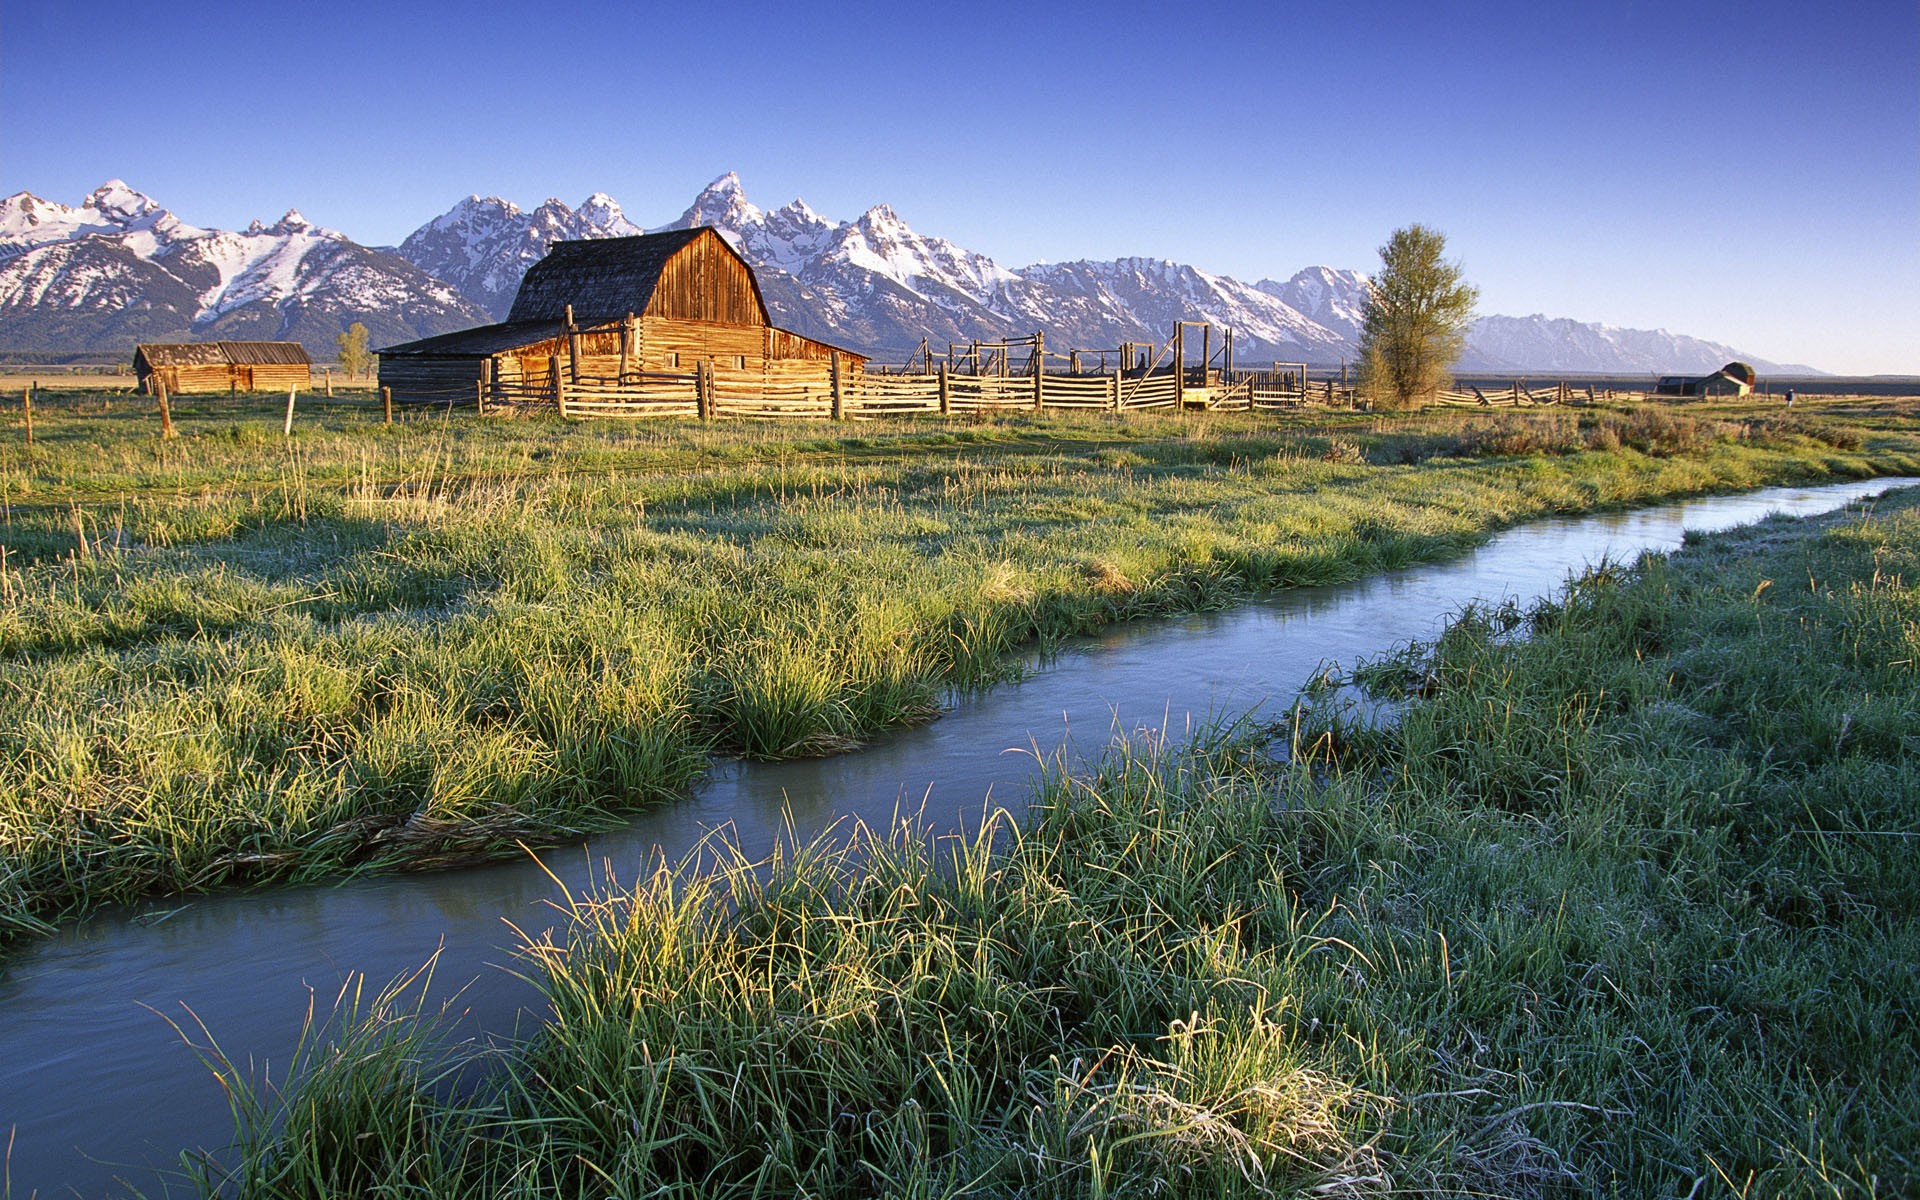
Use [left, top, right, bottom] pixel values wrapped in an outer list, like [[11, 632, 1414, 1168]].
[[733, 355, 747, 369], [666, 352, 680, 368]]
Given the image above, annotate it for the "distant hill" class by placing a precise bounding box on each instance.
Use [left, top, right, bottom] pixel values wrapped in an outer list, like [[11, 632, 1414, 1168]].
[[1459, 314, 1818, 375]]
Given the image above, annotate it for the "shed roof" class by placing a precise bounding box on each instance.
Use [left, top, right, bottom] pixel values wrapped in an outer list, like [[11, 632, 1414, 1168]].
[[506, 228, 768, 325], [136, 341, 312, 366], [377, 320, 570, 357]]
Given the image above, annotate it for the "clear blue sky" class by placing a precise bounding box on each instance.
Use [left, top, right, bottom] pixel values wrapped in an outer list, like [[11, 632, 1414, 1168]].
[[4, 0, 1915, 372]]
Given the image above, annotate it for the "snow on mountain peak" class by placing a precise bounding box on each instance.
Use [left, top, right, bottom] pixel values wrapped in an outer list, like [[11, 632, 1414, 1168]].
[[424, 195, 523, 234], [856, 204, 907, 234], [0, 181, 200, 254], [0, 191, 73, 248], [575, 192, 639, 236], [85, 180, 159, 219], [776, 198, 823, 224], [1253, 266, 1373, 342], [674, 172, 762, 232]]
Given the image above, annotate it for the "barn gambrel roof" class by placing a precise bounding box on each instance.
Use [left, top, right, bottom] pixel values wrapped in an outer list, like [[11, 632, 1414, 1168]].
[[505, 228, 770, 325]]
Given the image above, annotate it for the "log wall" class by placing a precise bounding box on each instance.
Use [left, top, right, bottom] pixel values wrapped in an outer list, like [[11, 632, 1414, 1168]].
[[145, 365, 231, 395], [381, 356, 484, 407], [639, 316, 769, 371], [766, 327, 850, 364], [241, 364, 312, 393]]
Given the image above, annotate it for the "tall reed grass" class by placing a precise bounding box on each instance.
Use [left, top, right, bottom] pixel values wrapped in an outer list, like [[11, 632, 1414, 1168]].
[[181, 484, 1920, 1197]]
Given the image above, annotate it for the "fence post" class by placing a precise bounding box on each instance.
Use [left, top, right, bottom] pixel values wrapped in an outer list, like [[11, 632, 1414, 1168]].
[[157, 376, 175, 439], [1172, 325, 1184, 408], [283, 385, 298, 437], [696, 361, 712, 420], [564, 304, 580, 385], [830, 352, 844, 421], [21, 385, 32, 449], [552, 359, 568, 419], [938, 363, 950, 415], [382, 386, 393, 424], [324, 368, 332, 397], [1032, 330, 1045, 410]]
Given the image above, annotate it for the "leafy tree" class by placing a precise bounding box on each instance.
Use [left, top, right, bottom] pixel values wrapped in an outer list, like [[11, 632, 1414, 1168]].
[[1357, 225, 1478, 408], [336, 321, 372, 381]]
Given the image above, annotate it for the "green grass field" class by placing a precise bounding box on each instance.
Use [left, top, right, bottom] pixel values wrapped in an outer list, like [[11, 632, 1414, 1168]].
[[2, 391, 1916, 950], [182, 467, 1920, 1197]]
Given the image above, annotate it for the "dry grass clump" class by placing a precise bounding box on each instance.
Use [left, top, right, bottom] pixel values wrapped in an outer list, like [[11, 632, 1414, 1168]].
[[1083, 555, 1135, 594], [1447, 406, 1753, 459]]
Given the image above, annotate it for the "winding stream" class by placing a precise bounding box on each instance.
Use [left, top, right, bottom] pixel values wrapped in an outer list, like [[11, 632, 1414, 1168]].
[[3, 476, 1914, 1197]]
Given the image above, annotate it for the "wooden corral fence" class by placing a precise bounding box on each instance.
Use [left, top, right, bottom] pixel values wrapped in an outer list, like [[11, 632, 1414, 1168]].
[[1433, 381, 1599, 407], [479, 321, 1344, 421]]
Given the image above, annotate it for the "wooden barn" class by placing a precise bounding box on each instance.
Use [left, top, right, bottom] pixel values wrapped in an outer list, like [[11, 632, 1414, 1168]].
[[1656, 360, 1757, 398], [134, 341, 312, 395], [376, 227, 864, 408]]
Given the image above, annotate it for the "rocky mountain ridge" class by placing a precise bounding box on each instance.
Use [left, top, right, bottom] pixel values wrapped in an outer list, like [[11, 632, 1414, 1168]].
[[1, 177, 1818, 374], [0, 182, 485, 353], [396, 173, 1821, 374]]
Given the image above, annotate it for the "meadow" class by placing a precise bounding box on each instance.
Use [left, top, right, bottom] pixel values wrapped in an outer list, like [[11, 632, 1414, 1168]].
[[1, 390, 1915, 949], [180, 457, 1920, 1197]]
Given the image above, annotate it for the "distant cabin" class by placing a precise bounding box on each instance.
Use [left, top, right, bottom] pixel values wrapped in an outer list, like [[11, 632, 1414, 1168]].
[[376, 227, 865, 407], [135, 341, 312, 396], [1655, 361, 1757, 398]]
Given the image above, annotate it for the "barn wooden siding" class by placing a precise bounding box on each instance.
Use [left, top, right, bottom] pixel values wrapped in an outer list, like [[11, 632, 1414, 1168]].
[[135, 342, 312, 395], [378, 315, 867, 408]]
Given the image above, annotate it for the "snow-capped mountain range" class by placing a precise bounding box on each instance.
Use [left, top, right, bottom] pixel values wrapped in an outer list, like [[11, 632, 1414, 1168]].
[[0, 182, 484, 352], [0, 176, 1818, 374], [394, 192, 643, 320]]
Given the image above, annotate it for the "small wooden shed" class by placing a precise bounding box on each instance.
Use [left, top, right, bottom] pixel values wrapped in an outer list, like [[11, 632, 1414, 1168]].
[[377, 227, 864, 406], [1656, 361, 1756, 398], [134, 341, 312, 395]]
